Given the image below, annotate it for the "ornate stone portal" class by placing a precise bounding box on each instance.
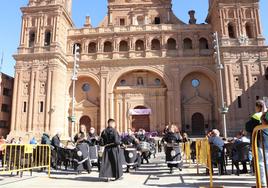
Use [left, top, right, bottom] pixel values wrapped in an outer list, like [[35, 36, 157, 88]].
[[10, 0, 268, 140]]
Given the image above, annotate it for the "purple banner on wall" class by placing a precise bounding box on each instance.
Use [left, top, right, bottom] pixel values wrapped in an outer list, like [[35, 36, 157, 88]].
[[129, 109, 152, 115]]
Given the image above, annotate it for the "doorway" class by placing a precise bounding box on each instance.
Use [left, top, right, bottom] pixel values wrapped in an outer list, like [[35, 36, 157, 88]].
[[131, 106, 150, 132], [191, 113, 205, 135], [79, 115, 91, 132]]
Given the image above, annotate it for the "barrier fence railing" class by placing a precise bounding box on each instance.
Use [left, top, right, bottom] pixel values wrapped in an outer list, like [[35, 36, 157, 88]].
[[0, 144, 51, 177], [196, 138, 213, 188], [252, 125, 268, 187], [182, 142, 192, 165]]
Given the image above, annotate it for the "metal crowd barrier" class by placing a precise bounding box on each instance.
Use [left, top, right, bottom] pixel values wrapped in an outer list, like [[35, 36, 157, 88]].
[[252, 125, 268, 187], [182, 142, 192, 164], [0, 144, 51, 177], [196, 138, 213, 188]]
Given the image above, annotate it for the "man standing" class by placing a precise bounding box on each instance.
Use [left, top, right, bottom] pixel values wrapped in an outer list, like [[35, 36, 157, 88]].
[[99, 119, 123, 181]]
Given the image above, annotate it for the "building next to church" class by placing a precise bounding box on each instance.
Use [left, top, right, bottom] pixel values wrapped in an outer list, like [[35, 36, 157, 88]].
[[10, 0, 268, 140], [0, 72, 13, 137]]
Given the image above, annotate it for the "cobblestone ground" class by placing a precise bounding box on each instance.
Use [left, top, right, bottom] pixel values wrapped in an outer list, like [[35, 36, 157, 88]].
[[0, 153, 255, 188]]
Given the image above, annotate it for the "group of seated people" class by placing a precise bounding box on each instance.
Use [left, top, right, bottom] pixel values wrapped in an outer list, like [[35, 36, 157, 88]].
[[206, 128, 252, 175]]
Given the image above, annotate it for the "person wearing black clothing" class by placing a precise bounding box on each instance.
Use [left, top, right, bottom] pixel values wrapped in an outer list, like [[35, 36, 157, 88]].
[[162, 131, 182, 144], [136, 129, 150, 164], [74, 124, 90, 144], [73, 124, 92, 174], [51, 132, 61, 169], [41, 133, 51, 145], [245, 100, 266, 140], [122, 129, 139, 146], [122, 129, 141, 172], [88, 127, 99, 145], [162, 124, 182, 173], [208, 129, 225, 175], [99, 119, 123, 181], [51, 132, 61, 148]]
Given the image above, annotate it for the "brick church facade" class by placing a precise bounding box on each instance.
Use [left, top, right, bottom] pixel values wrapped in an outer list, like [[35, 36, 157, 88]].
[[10, 0, 268, 140]]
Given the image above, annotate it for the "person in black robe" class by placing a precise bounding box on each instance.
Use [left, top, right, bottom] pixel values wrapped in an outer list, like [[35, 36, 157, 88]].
[[73, 125, 92, 174], [122, 128, 141, 172], [99, 119, 123, 181]]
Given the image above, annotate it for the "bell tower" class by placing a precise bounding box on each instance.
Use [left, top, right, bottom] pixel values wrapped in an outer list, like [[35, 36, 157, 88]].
[[11, 0, 74, 139], [207, 0, 264, 44], [207, 0, 268, 135]]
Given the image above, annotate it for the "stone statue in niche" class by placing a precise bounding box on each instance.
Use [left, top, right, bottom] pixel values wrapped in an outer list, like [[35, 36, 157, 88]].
[[137, 77, 144, 86]]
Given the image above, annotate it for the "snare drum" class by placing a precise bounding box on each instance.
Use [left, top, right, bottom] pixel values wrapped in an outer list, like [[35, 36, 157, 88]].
[[139, 142, 150, 152], [124, 148, 138, 166]]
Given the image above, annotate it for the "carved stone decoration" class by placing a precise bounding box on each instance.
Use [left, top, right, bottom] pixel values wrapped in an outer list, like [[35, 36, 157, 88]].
[[23, 82, 30, 95], [39, 70, 48, 81], [22, 71, 31, 81], [40, 82, 46, 95], [234, 75, 243, 90], [232, 64, 242, 75]]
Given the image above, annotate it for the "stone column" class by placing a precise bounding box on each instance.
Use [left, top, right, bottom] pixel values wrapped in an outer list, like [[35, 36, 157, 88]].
[[100, 71, 108, 132], [27, 68, 36, 132], [109, 93, 114, 119], [45, 68, 52, 133], [31, 64, 40, 131], [10, 71, 21, 132]]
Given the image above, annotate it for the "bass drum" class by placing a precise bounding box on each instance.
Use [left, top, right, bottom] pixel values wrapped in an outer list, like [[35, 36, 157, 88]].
[[165, 145, 183, 173], [124, 148, 138, 166]]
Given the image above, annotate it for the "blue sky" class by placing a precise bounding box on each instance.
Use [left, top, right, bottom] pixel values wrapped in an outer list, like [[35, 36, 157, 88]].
[[0, 0, 267, 77]]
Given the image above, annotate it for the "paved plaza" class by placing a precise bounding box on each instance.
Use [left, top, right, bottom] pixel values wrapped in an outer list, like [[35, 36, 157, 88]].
[[0, 153, 256, 188]]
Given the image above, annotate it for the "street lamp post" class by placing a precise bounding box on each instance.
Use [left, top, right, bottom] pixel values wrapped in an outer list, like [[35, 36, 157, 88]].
[[212, 32, 229, 138], [69, 44, 80, 138]]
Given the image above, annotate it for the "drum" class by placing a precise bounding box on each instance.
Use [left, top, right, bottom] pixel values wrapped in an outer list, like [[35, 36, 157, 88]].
[[165, 145, 182, 165], [139, 142, 150, 152], [89, 145, 98, 163], [124, 148, 138, 166]]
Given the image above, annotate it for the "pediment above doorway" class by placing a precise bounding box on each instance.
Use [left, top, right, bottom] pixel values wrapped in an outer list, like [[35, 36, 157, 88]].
[[184, 95, 212, 106], [75, 99, 99, 109]]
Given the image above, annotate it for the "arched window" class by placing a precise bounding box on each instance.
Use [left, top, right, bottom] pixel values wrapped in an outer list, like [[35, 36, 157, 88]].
[[29, 31, 36, 47], [245, 23, 254, 38], [151, 39, 161, 50], [104, 41, 113, 52], [88, 42, 97, 53], [228, 23, 236, 38], [183, 38, 193, 49], [154, 17, 161, 24], [199, 38, 209, 49], [44, 30, 51, 46], [167, 38, 176, 50], [135, 40, 145, 51], [73, 43, 82, 54], [119, 40, 128, 52]]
